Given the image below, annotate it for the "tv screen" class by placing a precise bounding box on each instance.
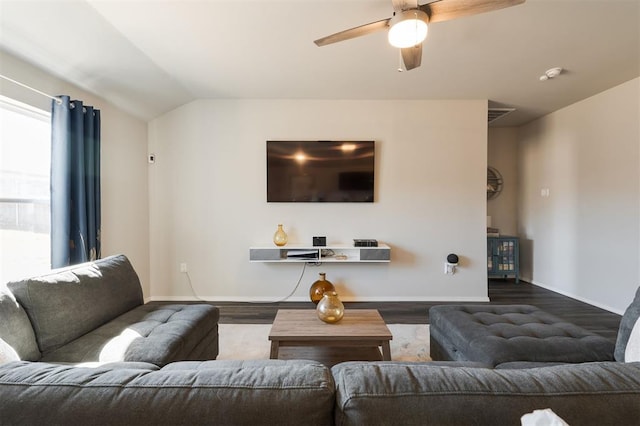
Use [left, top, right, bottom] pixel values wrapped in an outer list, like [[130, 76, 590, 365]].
[[267, 141, 375, 202]]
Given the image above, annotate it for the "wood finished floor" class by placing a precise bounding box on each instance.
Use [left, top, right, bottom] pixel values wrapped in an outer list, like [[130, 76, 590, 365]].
[[213, 279, 622, 342]]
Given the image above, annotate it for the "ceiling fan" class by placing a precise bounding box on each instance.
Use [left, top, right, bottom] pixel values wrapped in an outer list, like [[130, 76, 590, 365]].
[[314, 0, 525, 71]]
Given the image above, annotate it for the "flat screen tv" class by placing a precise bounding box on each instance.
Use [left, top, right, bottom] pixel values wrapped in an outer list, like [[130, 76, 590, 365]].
[[267, 141, 375, 202]]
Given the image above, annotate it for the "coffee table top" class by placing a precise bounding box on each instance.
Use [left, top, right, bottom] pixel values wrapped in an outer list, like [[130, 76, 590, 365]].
[[269, 309, 392, 342]]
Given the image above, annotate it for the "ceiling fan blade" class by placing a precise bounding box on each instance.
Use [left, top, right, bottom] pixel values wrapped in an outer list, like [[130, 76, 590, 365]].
[[392, 0, 419, 11], [314, 18, 390, 47], [421, 0, 525, 24], [401, 44, 423, 71]]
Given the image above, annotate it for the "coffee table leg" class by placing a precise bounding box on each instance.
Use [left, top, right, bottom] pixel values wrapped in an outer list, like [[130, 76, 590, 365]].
[[270, 341, 279, 359], [381, 341, 391, 361]]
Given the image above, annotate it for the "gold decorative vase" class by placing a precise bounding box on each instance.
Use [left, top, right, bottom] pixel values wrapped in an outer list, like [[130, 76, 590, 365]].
[[316, 291, 344, 323], [273, 224, 288, 247], [309, 272, 335, 305]]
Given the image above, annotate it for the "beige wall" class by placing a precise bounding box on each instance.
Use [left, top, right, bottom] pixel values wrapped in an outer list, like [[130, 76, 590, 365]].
[[487, 127, 519, 236], [0, 51, 151, 296], [5, 49, 635, 312], [517, 78, 640, 313], [148, 99, 489, 301]]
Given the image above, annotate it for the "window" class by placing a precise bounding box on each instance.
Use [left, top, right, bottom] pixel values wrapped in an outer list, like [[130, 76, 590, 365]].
[[0, 96, 51, 284]]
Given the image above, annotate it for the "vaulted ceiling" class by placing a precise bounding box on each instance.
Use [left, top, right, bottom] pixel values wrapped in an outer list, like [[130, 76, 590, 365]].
[[0, 0, 638, 126]]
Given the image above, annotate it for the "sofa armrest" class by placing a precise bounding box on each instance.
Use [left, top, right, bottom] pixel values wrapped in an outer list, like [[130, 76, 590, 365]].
[[0, 289, 40, 361]]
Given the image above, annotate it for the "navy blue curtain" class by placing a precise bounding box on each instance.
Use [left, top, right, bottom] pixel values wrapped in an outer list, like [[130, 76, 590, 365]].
[[50, 95, 101, 268]]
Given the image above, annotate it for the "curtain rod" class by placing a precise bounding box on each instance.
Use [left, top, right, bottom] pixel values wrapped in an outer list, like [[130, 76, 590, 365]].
[[0, 73, 62, 105]]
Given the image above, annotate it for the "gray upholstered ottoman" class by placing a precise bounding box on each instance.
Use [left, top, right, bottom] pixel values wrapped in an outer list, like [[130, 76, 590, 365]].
[[429, 305, 615, 367]]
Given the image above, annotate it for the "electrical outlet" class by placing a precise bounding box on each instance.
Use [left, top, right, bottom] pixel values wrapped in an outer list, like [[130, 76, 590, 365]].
[[180, 263, 188, 273]]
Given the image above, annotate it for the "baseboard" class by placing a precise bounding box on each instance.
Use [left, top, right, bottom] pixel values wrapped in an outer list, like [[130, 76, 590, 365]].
[[337, 296, 490, 303], [146, 295, 490, 303], [525, 278, 624, 315]]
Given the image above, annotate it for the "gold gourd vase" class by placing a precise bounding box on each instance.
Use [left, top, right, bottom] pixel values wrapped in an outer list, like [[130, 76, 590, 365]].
[[316, 291, 344, 324], [273, 224, 288, 247], [309, 272, 335, 305]]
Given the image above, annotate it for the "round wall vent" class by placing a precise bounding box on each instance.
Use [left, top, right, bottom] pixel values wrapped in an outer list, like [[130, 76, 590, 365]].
[[487, 166, 503, 200]]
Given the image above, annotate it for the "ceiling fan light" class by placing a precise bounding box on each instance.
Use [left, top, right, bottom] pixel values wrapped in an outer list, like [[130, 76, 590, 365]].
[[388, 9, 429, 48]]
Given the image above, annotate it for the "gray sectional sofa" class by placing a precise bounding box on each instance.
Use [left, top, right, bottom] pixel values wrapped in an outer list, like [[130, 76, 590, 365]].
[[1, 358, 639, 425], [0, 254, 219, 366], [1, 256, 639, 425]]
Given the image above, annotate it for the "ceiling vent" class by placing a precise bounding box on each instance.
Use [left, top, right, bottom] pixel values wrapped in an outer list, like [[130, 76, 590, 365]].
[[488, 107, 515, 124]]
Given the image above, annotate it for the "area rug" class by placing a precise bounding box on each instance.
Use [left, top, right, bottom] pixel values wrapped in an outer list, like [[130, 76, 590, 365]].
[[217, 323, 431, 362]]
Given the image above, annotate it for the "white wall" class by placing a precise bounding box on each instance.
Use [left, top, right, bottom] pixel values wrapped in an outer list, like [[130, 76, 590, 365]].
[[0, 51, 151, 296], [148, 99, 489, 301], [487, 127, 518, 236], [518, 78, 640, 313]]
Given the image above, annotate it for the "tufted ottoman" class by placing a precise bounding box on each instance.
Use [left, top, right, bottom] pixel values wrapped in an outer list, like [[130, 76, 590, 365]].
[[429, 305, 615, 367]]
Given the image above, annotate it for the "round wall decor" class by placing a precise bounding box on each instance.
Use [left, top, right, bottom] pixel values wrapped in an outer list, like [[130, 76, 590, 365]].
[[487, 166, 503, 200]]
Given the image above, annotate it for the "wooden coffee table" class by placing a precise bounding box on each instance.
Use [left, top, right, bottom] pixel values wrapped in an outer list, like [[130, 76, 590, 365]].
[[268, 309, 392, 366]]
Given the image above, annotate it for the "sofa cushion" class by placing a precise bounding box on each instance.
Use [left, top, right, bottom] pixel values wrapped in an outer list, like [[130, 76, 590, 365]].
[[0, 360, 334, 426], [40, 303, 219, 366], [0, 287, 40, 361], [615, 285, 640, 361], [332, 361, 640, 426], [429, 304, 614, 366], [7, 254, 143, 353]]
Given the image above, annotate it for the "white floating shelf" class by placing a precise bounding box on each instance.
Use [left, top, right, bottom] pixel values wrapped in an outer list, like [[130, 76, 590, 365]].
[[249, 244, 390, 263]]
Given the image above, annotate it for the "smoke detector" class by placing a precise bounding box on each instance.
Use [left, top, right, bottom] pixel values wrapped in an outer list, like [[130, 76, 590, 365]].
[[539, 67, 563, 81]]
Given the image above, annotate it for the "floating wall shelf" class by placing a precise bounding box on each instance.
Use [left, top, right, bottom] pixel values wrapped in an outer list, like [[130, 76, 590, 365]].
[[249, 244, 390, 263]]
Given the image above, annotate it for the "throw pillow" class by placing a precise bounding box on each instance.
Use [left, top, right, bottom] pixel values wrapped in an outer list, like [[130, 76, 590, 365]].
[[625, 316, 640, 362]]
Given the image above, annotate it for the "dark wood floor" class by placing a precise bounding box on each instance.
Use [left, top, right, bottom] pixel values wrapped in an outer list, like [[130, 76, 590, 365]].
[[214, 279, 622, 342]]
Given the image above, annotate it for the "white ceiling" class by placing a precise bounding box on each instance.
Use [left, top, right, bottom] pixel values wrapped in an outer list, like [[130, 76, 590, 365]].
[[0, 0, 638, 126]]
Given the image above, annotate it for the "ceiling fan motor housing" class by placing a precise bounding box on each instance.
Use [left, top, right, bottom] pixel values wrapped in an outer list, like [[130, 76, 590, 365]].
[[388, 9, 430, 48]]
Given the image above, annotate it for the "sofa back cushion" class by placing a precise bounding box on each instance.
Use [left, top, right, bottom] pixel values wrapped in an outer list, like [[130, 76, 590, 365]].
[[7, 255, 143, 354], [0, 360, 335, 426], [332, 361, 640, 426], [615, 286, 640, 361], [0, 288, 40, 361]]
